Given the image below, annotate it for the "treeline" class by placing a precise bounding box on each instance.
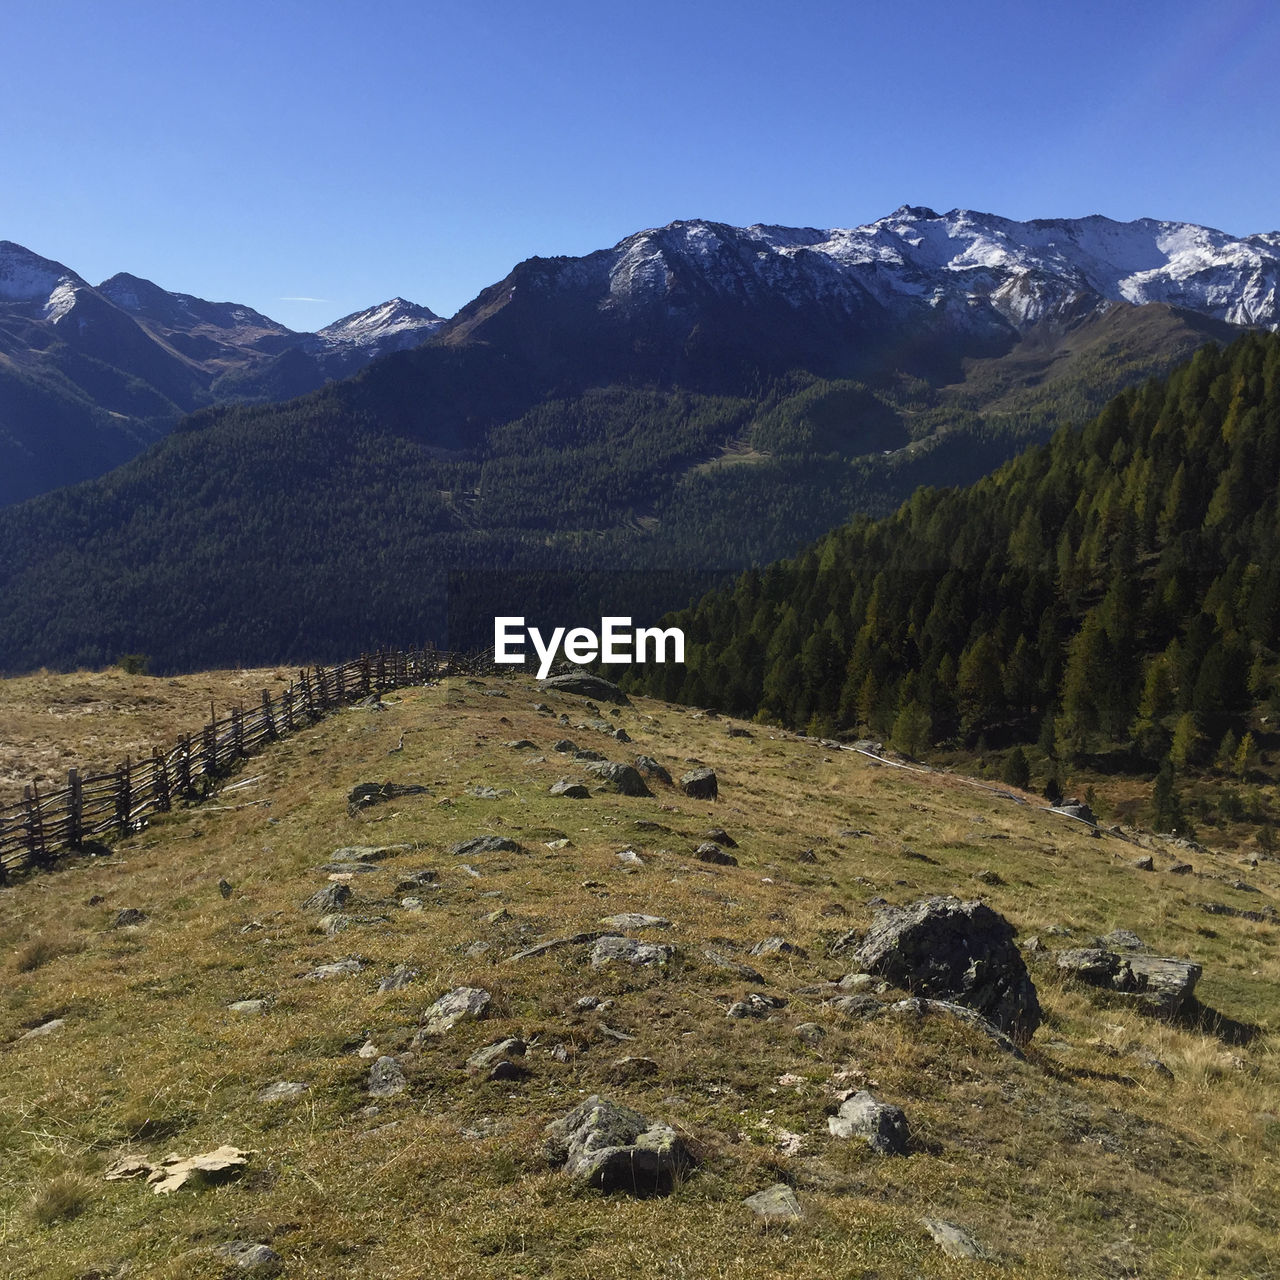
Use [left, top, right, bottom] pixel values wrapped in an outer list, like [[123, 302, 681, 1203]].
[[630, 333, 1280, 788]]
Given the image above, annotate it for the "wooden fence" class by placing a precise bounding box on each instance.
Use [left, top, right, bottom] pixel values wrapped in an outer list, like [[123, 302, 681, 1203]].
[[0, 646, 496, 880]]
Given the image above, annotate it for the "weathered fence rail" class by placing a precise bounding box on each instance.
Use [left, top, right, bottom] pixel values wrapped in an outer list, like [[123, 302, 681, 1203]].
[[0, 646, 497, 880]]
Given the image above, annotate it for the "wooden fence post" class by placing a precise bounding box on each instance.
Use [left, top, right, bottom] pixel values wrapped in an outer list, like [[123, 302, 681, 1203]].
[[177, 736, 192, 797], [153, 747, 171, 813], [25, 784, 48, 868], [202, 720, 217, 781], [67, 768, 83, 847], [115, 759, 132, 833], [232, 706, 244, 757], [262, 689, 276, 739]]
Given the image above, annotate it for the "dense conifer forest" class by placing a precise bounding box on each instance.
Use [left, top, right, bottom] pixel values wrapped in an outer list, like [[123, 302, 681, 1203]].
[[629, 333, 1280, 814]]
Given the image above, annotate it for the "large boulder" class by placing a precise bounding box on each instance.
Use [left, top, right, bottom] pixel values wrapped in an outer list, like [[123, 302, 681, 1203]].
[[545, 1095, 691, 1193], [583, 761, 652, 797], [680, 767, 718, 800], [827, 1091, 910, 1154], [848, 896, 1040, 1043], [539, 674, 631, 705]]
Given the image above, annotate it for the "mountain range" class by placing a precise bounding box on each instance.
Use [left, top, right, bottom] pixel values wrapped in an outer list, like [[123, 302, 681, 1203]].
[[0, 207, 1277, 673], [0, 241, 441, 505]]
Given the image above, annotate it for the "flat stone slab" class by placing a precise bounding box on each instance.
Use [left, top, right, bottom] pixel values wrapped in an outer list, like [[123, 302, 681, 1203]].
[[539, 674, 631, 705], [703, 949, 766, 984], [590, 936, 674, 967], [257, 1080, 308, 1102], [329, 844, 410, 863], [303, 958, 364, 980], [1056, 948, 1201, 1016], [743, 1183, 803, 1219], [600, 913, 671, 931], [921, 1218, 988, 1260], [505, 931, 615, 963], [451, 835, 523, 857]]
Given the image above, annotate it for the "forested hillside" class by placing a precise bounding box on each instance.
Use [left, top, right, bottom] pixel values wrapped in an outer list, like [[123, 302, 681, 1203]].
[[631, 333, 1280, 796]]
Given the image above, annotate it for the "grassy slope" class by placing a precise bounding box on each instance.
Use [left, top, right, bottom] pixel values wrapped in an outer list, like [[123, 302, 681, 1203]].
[[0, 674, 1276, 1279], [0, 667, 290, 808]]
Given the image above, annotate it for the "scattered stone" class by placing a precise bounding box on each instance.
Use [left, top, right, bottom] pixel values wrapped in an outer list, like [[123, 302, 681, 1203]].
[[727, 726, 752, 738], [590, 936, 674, 967], [795, 1022, 826, 1046], [467, 1038, 528, 1078], [887, 997, 1024, 1057], [1136, 1052, 1175, 1080], [600, 913, 671, 931], [420, 986, 491, 1035], [482, 908, 510, 924], [257, 1080, 308, 1102], [607, 1055, 659, 1082], [1056, 949, 1202, 1016], [464, 941, 492, 958], [695, 842, 737, 866], [330, 844, 409, 864], [702, 949, 767, 984], [17, 1018, 65, 1042], [211, 1241, 283, 1274], [505, 739, 538, 749], [680, 767, 719, 800], [750, 936, 808, 960], [539, 673, 631, 705], [612, 728, 632, 743], [848, 896, 1041, 1042], [533, 702, 553, 712], [703, 827, 738, 848], [1022, 936, 1044, 953], [550, 779, 591, 799], [1052, 798, 1098, 825], [1104, 928, 1145, 950], [615, 849, 645, 866], [583, 761, 652, 797], [218, 878, 233, 899], [632, 756, 672, 786], [553, 739, 579, 752], [451, 835, 522, 857], [459, 864, 483, 878], [303, 958, 364, 980], [1133, 855, 1155, 871], [317, 912, 352, 936], [921, 1218, 988, 1260], [795, 848, 818, 863], [974, 869, 1003, 885], [379, 964, 418, 992], [142, 1145, 253, 1195], [468, 785, 514, 800], [827, 1091, 910, 1154], [301, 883, 351, 914], [545, 1095, 691, 1193], [112, 908, 147, 928], [727, 992, 787, 1018], [1167, 862, 1193, 875], [574, 748, 608, 762], [743, 1183, 803, 1220], [347, 781, 430, 813], [228, 999, 269, 1015], [824, 994, 883, 1021], [356, 1040, 380, 1059], [395, 869, 438, 892], [838, 972, 876, 992], [790, 1157, 858, 1193], [505, 931, 612, 963], [368, 1055, 408, 1097]]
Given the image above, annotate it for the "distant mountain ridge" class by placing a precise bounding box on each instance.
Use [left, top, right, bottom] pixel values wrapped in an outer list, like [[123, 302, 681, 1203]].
[[1, 206, 1277, 674], [0, 240, 441, 505]]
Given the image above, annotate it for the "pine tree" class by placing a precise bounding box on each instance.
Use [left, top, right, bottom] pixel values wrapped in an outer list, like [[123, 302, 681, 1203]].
[[1001, 746, 1031, 789], [1152, 758, 1185, 833]]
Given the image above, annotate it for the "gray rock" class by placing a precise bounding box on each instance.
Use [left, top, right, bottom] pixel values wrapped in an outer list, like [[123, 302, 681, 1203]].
[[743, 1183, 803, 1219], [330, 844, 408, 863], [1052, 798, 1098, 825], [1133, 855, 1155, 871], [367, 1056, 407, 1097], [848, 896, 1041, 1043], [303, 958, 364, 980], [451, 835, 522, 857], [317, 912, 352, 936], [468, 785, 513, 800], [1167, 862, 1194, 875], [505, 739, 538, 749], [257, 1080, 308, 1102], [301, 882, 351, 914], [703, 827, 738, 848], [347, 781, 430, 812], [726, 992, 787, 1018], [795, 1022, 826, 1046], [1056, 949, 1201, 1016], [887, 997, 1024, 1057], [218, 878, 233, 899], [212, 1241, 283, 1274], [590, 936, 674, 967], [583, 761, 652, 797], [228, 998, 269, 1015], [750, 936, 808, 960], [553, 739, 579, 753], [112, 907, 148, 928], [505, 931, 613, 963], [680, 767, 719, 800], [539, 673, 631, 705], [395, 869, 438, 892], [920, 1218, 988, 1260], [545, 1095, 691, 1193], [824, 994, 883, 1021], [574, 748, 608, 762], [827, 1090, 909, 1154], [634, 755, 673, 784], [1103, 928, 1145, 950], [466, 1037, 527, 1076], [420, 986, 491, 1034], [695, 842, 738, 866], [615, 848, 645, 866], [378, 964, 418, 992], [612, 728, 632, 743], [607, 1055, 659, 1082], [702, 949, 766, 984], [550, 779, 591, 799], [599, 913, 671, 931]]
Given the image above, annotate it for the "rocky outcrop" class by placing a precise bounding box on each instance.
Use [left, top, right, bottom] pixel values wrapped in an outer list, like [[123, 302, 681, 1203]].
[[1056, 949, 1201, 1016], [545, 1095, 692, 1193]]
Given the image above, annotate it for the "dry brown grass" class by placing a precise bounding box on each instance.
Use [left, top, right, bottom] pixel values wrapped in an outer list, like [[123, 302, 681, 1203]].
[[0, 672, 1275, 1277], [0, 664, 289, 807]]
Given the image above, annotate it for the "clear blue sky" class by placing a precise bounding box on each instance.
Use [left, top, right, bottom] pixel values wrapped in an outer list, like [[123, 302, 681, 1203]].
[[3, 0, 1276, 331]]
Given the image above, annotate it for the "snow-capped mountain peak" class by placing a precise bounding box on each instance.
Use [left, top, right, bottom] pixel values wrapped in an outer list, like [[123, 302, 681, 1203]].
[[317, 297, 443, 347]]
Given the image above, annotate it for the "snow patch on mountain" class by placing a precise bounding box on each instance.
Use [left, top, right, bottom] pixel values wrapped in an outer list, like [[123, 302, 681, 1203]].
[[0, 241, 84, 306], [316, 298, 442, 350]]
